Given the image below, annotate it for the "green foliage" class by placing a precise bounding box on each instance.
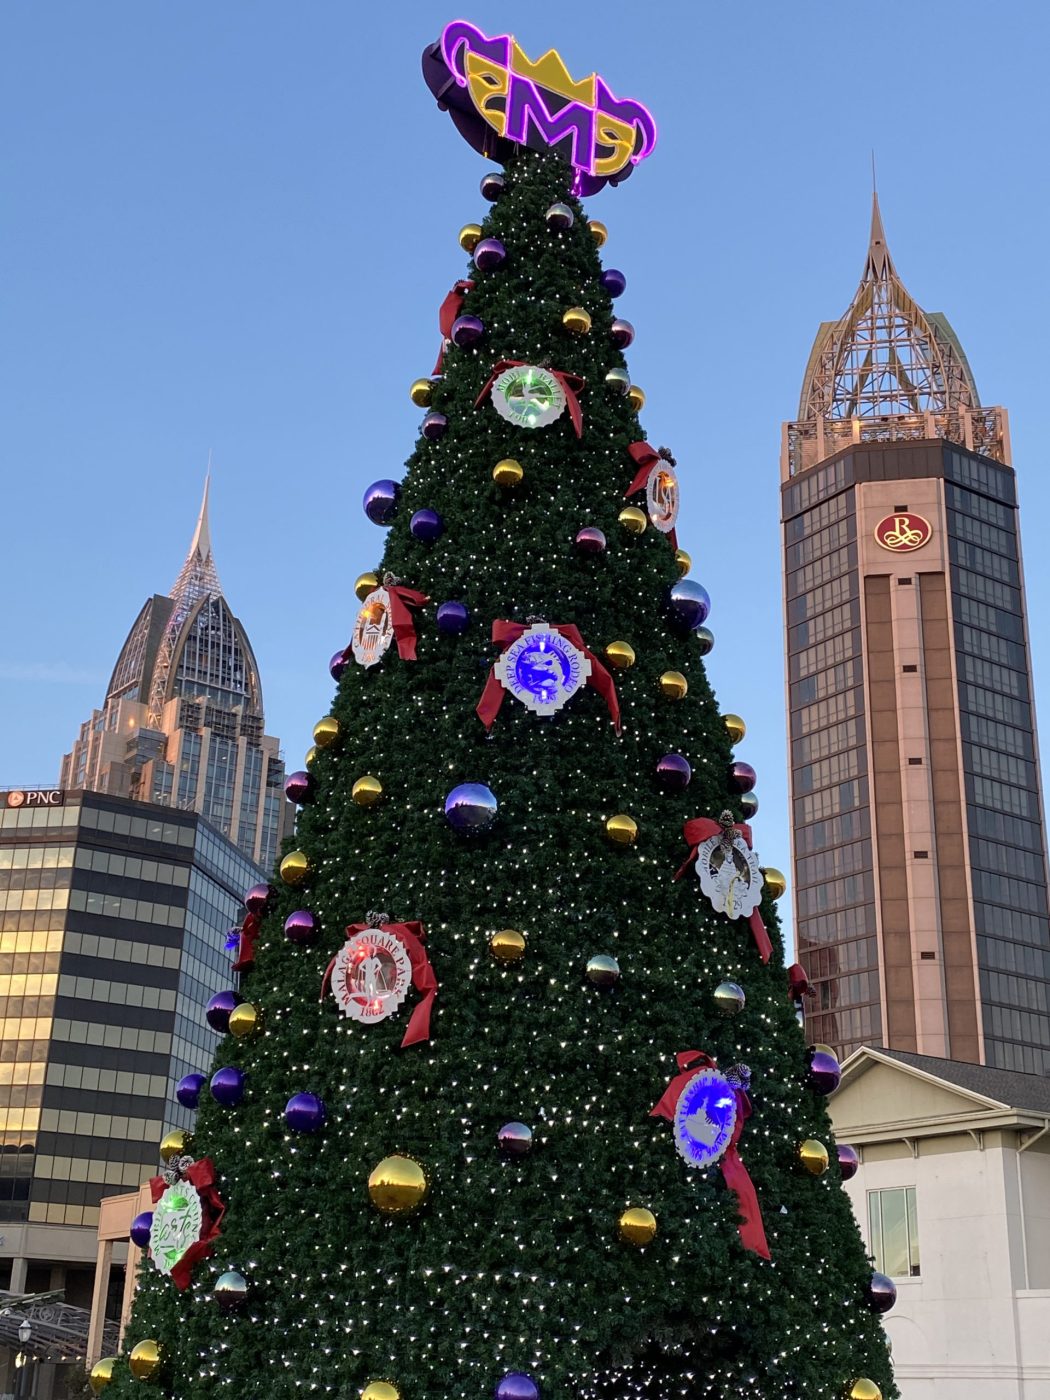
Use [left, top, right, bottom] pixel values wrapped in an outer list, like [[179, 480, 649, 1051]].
[[107, 148, 896, 1399]]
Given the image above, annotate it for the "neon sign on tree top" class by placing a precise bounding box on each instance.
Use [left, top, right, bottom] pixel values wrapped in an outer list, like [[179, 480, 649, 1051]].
[[422, 19, 657, 195]]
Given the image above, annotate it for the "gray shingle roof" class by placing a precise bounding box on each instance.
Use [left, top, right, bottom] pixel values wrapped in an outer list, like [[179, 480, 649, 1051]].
[[870, 1047, 1050, 1114]]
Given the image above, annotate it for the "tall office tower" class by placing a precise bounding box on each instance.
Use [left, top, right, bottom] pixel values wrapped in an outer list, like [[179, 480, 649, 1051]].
[[782, 197, 1050, 1072], [60, 482, 290, 870]]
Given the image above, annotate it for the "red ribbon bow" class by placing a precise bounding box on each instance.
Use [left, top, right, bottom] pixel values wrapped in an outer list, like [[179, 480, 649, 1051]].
[[148, 1157, 226, 1290], [624, 442, 678, 549], [435, 279, 475, 373], [650, 1051, 770, 1260], [230, 911, 261, 974], [476, 621, 621, 734], [787, 963, 815, 1003], [474, 360, 586, 438], [675, 817, 773, 964], [320, 920, 437, 1048]]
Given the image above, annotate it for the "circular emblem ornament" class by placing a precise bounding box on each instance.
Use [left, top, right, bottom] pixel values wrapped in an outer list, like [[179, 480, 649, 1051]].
[[695, 826, 764, 922], [490, 365, 566, 430], [148, 1182, 204, 1276], [493, 623, 592, 718], [646, 463, 679, 533], [351, 587, 394, 668], [331, 928, 412, 1025], [874, 512, 932, 553], [673, 1066, 738, 1169]]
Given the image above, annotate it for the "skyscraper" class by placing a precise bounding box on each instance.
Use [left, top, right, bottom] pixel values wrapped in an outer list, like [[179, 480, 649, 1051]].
[[782, 197, 1050, 1072], [61, 481, 289, 870]]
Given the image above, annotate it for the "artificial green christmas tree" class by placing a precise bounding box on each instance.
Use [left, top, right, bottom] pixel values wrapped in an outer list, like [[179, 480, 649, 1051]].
[[100, 23, 896, 1400]]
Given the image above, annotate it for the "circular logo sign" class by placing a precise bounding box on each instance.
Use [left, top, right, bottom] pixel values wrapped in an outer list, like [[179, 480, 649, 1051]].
[[695, 828, 764, 922], [351, 588, 394, 668], [874, 512, 932, 553], [673, 1067, 738, 1169], [493, 624, 592, 717], [149, 1182, 204, 1276], [646, 464, 679, 534], [5, 791, 25, 809], [490, 365, 566, 430], [332, 928, 411, 1025]]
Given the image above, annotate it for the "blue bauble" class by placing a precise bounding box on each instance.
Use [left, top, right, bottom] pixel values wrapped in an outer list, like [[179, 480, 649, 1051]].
[[410, 509, 444, 542], [285, 1092, 326, 1134], [473, 237, 506, 271], [436, 601, 470, 634], [363, 479, 400, 526], [210, 1066, 247, 1107], [600, 268, 627, 297], [495, 1375, 540, 1400], [176, 1072, 206, 1109], [205, 990, 239, 1033], [445, 782, 498, 834], [669, 579, 711, 632], [130, 1212, 153, 1248]]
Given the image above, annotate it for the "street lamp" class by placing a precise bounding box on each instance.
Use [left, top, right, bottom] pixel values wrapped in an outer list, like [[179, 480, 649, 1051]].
[[17, 1321, 30, 1346], [14, 1319, 32, 1400]]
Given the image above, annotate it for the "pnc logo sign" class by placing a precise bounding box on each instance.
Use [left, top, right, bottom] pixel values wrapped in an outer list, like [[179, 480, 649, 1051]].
[[4, 789, 64, 809], [874, 512, 933, 553]]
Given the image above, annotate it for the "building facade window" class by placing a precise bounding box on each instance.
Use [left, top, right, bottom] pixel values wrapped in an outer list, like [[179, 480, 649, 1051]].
[[867, 1186, 920, 1277]]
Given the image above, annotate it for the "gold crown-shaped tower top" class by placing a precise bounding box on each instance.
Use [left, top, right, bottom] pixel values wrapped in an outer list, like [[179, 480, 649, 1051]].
[[509, 41, 597, 105]]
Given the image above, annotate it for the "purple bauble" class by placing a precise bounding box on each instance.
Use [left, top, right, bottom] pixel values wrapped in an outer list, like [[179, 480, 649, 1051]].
[[285, 1092, 326, 1134], [480, 171, 505, 201], [130, 1211, 153, 1248], [436, 601, 470, 634], [656, 753, 692, 791], [205, 990, 239, 1033], [284, 909, 317, 945], [610, 318, 635, 349], [473, 237, 506, 271], [363, 478, 400, 526], [807, 1048, 841, 1096], [421, 411, 448, 441], [739, 791, 759, 819], [445, 782, 498, 834], [575, 526, 607, 554], [866, 1271, 897, 1314], [495, 1375, 540, 1400], [837, 1144, 860, 1181], [727, 761, 757, 795], [410, 508, 444, 542], [669, 579, 711, 631], [329, 649, 349, 682], [498, 1122, 533, 1157], [694, 625, 715, 657], [176, 1072, 207, 1109], [600, 268, 627, 298], [284, 770, 314, 806], [451, 314, 485, 348], [244, 883, 273, 916], [210, 1066, 247, 1107]]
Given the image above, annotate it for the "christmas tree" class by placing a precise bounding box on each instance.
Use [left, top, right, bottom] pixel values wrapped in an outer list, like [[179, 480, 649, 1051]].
[[96, 22, 896, 1400]]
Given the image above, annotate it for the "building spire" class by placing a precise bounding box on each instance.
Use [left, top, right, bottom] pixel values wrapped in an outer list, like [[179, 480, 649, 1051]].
[[170, 467, 221, 608], [864, 190, 894, 280]]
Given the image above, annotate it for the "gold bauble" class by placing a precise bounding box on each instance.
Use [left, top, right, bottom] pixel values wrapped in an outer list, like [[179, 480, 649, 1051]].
[[409, 378, 433, 408], [313, 716, 340, 749], [605, 640, 636, 671], [674, 548, 691, 577], [368, 1154, 429, 1215], [352, 775, 383, 807], [799, 1139, 830, 1176], [228, 1002, 260, 1039], [361, 1384, 401, 1400], [355, 571, 380, 602], [618, 506, 648, 535], [128, 1339, 163, 1381], [458, 222, 482, 252], [723, 713, 746, 744], [659, 670, 688, 700], [606, 813, 638, 847], [849, 1382, 882, 1400], [279, 850, 311, 886], [628, 384, 646, 412], [761, 866, 787, 899], [562, 306, 592, 336], [159, 1130, 187, 1163], [493, 458, 524, 487], [588, 219, 608, 246], [90, 1358, 117, 1394], [618, 1206, 657, 1246], [305, 745, 318, 767], [490, 928, 526, 963]]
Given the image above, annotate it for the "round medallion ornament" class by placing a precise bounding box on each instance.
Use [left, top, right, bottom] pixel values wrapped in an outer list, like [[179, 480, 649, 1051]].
[[284, 910, 317, 945], [673, 1066, 738, 1169], [490, 364, 566, 430], [480, 171, 505, 201], [628, 385, 646, 412], [149, 1182, 204, 1276], [331, 928, 412, 1027], [695, 822, 764, 922], [588, 218, 608, 245], [646, 462, 679, 534], [351, 587, 395, 669], [493, 623, 592, 719], [605, 367, 631, 395], [695, 625, 715, 656], [546, 201, 574, 230], [279, 850, 311, 886]]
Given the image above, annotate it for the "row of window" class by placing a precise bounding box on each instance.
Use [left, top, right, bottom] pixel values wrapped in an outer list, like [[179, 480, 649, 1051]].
[[57, 973, 177, 1012], [65, 928, 182, 969], [978, 935, 1050, 981], [45, 1060, 169, 1099], [967, 744, 1038, 792], [971, 870, 1047, 919], [961, 713, 1033, 762], [792, 687, 863, 740], [792, 628, 860, 683], [971, 838, 1046, 887], [786, 571, 857, 628], [794, 777, 866, 827], [794, 746, 864, 796], [0, 1061, 45, 1088], [958, 652, 1029, 702], [794, 807, 871, 858], [788, 543, 856, 600], [32, 1153, 152, 1188], [804, 1002, 879, 1047], [78, 803, 196, 848], [953, 565, 1020, 616], [815, 969, 880, 1009], [789, 598, 860, 653], [0, 805, 82, 831], [0, 888, 69, 913], [28, 1200, 101, 1227], [975, 902, 1050, 949], [0, 974, 57, 999], [51, 1017, 172, 1056], [981, 970, 1050, 1014], [784, 516, 855, 572], [783, 488, 852, 543], [0, 845, 74, 872], [792, 658, 861, 709], [948, 509, 1016, 561], [797, 838, 872, 887], [74, 846, 191, 887], [986, 1039, 1050, 1076], [946, 449, 1015, 505], [798, 872, 875, 918], [945, 481, 1015, 530], [954, 593, 1025, 644], [0, 867, 71, 894], [798, 901, 875, 945], [793, 717, 865, 767], [67, 887, 184, 927], [968, 805, 1045, 854], [968, 774, 1040, 822], [800, 937, 878, 981], [37, 1106, 162, 1140], [950, 537, 1019, 588], [986, 1003, 1050, 1050], [956, 622, 1028, 673]]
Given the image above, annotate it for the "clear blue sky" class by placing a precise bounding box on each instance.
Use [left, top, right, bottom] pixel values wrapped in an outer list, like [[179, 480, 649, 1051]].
[[4, 1, 1049, 940]]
